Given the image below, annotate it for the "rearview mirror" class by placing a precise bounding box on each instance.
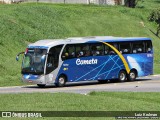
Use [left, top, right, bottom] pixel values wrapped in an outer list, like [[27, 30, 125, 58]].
[[16, 52, 24, 61], [16, 56, 19, 61]]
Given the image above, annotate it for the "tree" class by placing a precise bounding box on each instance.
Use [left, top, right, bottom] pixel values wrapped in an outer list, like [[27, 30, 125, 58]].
[[125, 0, 142, 8], [149, 9, 160, 36]]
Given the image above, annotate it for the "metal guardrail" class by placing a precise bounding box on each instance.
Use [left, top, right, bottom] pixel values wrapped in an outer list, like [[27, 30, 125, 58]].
[[0, 0, 122, 5]]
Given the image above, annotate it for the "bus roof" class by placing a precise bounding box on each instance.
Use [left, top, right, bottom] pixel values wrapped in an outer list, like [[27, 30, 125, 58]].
[[28, 36, 151, 48]]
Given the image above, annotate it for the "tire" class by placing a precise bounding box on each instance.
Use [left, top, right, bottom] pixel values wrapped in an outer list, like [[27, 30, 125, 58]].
[[118, 70, 127, 82], [37, 84, 46, 88], [128, 70, 137, 81], [56, 75, 66, 87]]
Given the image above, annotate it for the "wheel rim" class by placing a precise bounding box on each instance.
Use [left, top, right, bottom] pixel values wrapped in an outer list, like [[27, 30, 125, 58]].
[[59, 77, 65, 84], [120, 72, 126, 81], [130, 72, 136, 79]]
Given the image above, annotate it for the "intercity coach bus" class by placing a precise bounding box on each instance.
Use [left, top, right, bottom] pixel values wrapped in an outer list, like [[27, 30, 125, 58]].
[[16, 36, 153, 87]]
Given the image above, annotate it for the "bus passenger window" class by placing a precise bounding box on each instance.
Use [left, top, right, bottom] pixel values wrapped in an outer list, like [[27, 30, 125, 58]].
[[76, 44, 90, 57], [119, 42, 131, 54], [77, 46, 84, 57], [104, 46, 109, 55], [146, 41, 152, 53], [106, 43, 118, 55], [132, 42, 145, 53], [91, 45, 99, 56], [62, 44, 75, 60], [90, 43, 104, 56]]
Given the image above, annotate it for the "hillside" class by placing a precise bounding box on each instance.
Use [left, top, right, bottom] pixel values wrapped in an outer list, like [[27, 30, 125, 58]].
[[0, 0, 160, 86]]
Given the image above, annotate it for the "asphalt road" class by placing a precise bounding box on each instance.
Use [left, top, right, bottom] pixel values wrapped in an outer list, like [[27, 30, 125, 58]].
[[0, 75, 160, 94]]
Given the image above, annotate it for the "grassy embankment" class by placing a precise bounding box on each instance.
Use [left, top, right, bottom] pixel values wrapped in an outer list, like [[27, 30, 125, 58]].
[[0, 0, 160, 87], [0, 92, 160, 120]]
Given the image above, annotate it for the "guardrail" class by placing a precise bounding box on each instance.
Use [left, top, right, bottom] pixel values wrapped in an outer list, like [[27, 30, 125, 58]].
[[0, 0, 123, 5]]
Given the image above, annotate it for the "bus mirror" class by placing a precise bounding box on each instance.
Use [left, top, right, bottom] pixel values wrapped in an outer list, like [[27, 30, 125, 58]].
[[16, 52, 24, 61], [16, 55, 19, 61]]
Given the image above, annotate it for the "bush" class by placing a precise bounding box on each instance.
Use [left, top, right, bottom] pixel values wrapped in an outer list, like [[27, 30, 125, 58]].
[[125, 0, 142, 8]]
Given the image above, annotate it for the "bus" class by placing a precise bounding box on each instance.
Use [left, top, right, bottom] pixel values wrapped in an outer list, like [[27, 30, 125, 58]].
[[16, 36, 153, 87]]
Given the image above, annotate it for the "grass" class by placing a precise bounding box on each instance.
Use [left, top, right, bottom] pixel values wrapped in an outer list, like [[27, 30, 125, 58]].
[[0, 0, 160, 86], [0, 92, 160, 119]]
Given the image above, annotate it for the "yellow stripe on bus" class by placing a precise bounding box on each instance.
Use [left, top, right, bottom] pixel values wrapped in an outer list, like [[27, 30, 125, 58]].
[[102, 42, 130, 74]]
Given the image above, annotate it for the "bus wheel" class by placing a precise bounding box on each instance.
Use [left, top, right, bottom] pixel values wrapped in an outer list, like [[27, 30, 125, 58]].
[[128, 70, 137, 81], [118, 70, 127, 82], [56, 75, 66, 87], [37, 84, 46, 88]]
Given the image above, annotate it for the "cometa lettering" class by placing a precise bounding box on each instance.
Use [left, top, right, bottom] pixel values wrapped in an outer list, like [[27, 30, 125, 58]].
[[76, 58, 98, 65]]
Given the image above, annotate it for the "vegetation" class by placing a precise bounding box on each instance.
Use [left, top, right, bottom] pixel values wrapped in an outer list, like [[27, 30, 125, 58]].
[[0, 0, 160, 86], [0, 92, 160, 119], [149, 9, 160, 36]]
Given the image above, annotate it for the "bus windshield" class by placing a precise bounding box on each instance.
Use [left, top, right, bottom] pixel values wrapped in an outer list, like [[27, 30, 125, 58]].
[[22, 48, 47, 75]]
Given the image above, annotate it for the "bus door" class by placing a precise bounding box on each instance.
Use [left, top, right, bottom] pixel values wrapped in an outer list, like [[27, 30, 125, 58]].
[[45, 45, 63, 83]]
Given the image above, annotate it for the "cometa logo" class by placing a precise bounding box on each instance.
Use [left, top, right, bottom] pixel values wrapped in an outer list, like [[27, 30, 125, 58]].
[[76, 58, 98, 65]]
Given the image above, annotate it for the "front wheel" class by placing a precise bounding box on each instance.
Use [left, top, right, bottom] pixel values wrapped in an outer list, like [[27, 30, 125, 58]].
[[55, 75, 66, 87], [118, 70, 127, 82], [128, 70, 137, 81]]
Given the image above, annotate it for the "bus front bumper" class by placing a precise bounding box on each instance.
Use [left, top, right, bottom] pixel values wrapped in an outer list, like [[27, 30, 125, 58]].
[[21, 74, 46, 85]]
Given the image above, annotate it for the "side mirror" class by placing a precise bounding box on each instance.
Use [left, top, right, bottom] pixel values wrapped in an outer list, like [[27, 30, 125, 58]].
[[16, 55, 19, 61], [16, 52, 24, 61]]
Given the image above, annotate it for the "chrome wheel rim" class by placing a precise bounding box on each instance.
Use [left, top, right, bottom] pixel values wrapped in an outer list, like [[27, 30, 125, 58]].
[[130, 72, 135, 79], [59, 77, 65, 84], [120, 73, 126, 81]]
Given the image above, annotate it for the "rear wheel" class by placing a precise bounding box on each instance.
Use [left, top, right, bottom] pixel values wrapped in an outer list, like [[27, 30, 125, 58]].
[[128, 70, 137, 81], [56, 75, 66, 87], [37, 84, 46, 88], [118, 70, 127, 82]]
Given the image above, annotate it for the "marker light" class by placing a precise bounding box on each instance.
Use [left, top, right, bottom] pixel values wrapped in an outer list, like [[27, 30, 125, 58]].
[[25, 48, 28, 54]]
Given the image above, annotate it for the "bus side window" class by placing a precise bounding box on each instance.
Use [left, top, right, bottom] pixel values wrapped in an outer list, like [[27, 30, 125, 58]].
[[119, 42, 131, 54], [62, 44, 75, 60], [90, 43, 104, 56], [104, 45, 109, 55], [76, 44, 90, 58], [146, 41, 152, 53], [132, 42, 145, 53], [105, 43, 118, 55]]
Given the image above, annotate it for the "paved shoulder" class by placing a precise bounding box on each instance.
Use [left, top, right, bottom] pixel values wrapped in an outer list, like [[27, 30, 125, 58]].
[[0, 75, 160, 94]]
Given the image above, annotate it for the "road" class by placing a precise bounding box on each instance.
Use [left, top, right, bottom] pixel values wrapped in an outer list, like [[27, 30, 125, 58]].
[[0, 75, 160, 94]]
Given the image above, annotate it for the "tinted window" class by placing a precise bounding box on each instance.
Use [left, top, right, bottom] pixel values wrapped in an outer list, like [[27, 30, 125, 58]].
[[132, 41, 145, 53], [119, 42, 131, 54], [145, 41, 152, 53], [61, 44, 75, 60], [90, 43, 104, 56], [76, 44, 90, 57], [105, 42, 118, 55]]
